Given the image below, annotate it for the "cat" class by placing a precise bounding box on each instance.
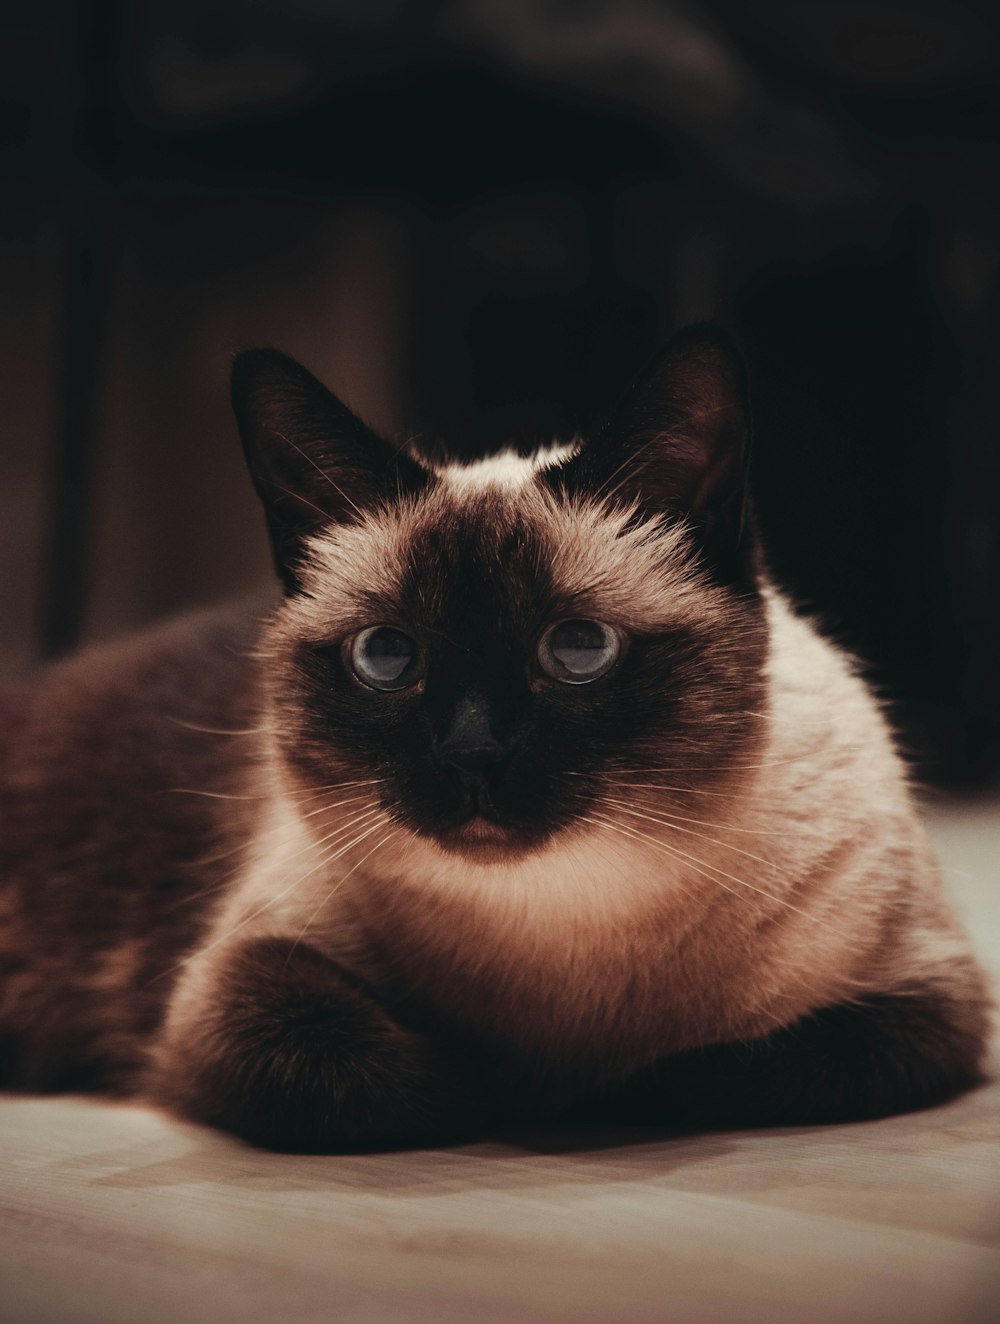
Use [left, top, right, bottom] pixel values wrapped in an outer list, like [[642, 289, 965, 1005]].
[[0, 326, 990, 1151]]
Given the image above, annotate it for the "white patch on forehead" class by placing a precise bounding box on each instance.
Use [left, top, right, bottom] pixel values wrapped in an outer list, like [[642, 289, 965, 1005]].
[[437, 444, 578, 495]]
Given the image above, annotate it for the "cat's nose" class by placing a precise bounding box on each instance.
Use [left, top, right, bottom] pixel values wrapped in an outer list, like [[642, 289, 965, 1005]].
[[437, 740, 505, 777], [435, 693, 507, 778]]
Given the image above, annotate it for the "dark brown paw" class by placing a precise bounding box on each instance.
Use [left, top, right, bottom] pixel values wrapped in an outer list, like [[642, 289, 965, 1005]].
[[151, 937, 491, 1151]]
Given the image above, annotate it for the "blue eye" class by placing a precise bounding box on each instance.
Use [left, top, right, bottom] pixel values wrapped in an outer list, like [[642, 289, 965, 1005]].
[[538, 619, 621, 684], [350, 627, 421, 691]]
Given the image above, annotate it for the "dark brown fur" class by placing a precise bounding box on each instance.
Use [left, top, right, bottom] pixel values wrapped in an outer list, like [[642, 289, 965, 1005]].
[[0, 609, 263, 1091], [152, 937, 492, 1152]]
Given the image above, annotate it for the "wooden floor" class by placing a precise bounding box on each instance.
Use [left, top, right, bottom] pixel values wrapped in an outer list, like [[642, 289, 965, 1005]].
[[2, 799, 998, 1323]]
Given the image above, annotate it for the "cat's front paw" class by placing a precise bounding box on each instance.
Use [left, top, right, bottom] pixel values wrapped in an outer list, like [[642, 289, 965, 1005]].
[[589, 986, 989, 1129], [149, 937, 490, 1151]]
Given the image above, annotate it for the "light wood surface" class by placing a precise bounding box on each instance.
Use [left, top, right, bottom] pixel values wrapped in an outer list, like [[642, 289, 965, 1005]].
[[2, 800, 998, 1323]]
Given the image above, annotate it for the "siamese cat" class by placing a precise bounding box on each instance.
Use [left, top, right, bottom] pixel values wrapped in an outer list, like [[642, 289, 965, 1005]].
[[0, 327, 990, 1150]]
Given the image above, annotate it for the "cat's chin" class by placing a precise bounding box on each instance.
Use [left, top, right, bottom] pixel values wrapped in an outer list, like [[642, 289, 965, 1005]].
[[432, 816, 540, 863]]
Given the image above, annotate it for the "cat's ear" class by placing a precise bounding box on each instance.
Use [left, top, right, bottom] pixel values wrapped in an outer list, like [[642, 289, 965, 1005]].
[[231, 349, 426, 591], [566, 326, 753, 579]]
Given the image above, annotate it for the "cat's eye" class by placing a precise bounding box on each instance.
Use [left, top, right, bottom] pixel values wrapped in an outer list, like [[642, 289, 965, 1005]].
[[537, 619, 621, 684], [349, 627, 422, 691]]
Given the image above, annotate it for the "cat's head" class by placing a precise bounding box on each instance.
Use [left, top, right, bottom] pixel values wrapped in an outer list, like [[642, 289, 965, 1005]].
[[233, 328, 768, 858]]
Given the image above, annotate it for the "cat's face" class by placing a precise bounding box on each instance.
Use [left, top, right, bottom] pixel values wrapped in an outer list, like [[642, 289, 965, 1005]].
[[236, 330, 768, 857]]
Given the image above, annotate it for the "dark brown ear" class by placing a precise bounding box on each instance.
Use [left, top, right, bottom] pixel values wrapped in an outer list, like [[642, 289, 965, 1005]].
[[559, 326, 753, 581], [231, 349, 427, 592]]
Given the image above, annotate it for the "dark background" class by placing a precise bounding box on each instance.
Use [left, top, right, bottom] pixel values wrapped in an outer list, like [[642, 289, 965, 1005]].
[[1, 0, 998, 788]]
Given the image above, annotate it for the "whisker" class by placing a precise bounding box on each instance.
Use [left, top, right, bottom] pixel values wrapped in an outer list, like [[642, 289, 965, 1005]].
[[601, 795, 824, 842], [145, 807, 384, 980], [595, 752, 854, 774], [294, 793, 373, 826], [161, 804, 383, 917], [166, 718, 272, 737], [177, 840, 249, 870], [286, 826, 398, 960], [163, 787, 263, 802], [280, 780, 388, 809], [176, 789, 380, 871], [570, 773, 744, 802], [159, 873, 241, 915], [736, 710, 831, 727], [573, 812, 702, 906], [587, 811, 823, 927], [163, 777, 385, 803], [589, 811, 774, 911], [272, 804, 386, 869], [605, 798, 787, 875], [280, 777, 387, 797]]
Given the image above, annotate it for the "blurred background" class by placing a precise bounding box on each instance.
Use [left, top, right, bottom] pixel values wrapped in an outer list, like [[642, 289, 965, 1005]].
[[1, 0, 998, 789]]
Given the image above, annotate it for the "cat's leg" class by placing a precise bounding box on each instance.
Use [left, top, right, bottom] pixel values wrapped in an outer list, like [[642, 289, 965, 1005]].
[[148, 936, 491, 1151], [595, 984, 991, 1128]]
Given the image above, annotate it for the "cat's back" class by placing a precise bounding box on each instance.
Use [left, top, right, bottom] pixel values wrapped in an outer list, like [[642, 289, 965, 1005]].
[[0, 601, 271, 1090], [0, 602, 268, 823]]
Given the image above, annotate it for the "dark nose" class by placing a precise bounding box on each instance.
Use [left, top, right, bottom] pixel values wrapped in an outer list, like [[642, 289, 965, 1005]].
[[436, 693, 506, 779], [438, 740, 505, 777]]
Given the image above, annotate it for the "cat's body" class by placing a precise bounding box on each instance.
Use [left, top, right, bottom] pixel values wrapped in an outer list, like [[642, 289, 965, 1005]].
[[0, 330, 990, 1148]]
